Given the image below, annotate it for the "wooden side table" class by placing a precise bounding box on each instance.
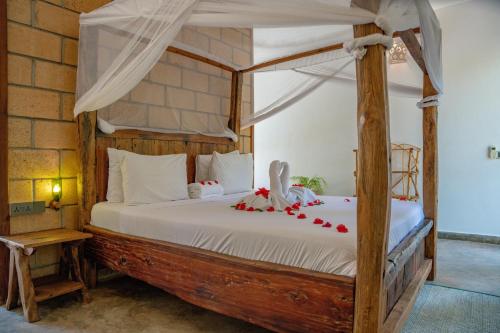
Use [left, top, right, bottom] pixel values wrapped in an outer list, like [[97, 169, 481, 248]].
[[0, 228, 93, 322]]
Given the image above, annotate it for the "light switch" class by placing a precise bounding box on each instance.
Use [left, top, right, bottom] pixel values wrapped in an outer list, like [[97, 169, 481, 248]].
[[488, 146, 500, 159]]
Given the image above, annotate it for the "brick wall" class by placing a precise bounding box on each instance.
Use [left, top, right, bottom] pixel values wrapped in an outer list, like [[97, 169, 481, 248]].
[[6, 0, 253, 277], [98, 26, 253, 151]]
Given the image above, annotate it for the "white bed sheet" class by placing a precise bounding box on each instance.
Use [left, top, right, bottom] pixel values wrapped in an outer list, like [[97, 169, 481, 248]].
[[91, 194, 424, 277]]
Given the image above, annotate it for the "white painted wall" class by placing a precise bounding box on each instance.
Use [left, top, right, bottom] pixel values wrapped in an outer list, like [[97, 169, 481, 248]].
[[254, 0, 500, 236], [437, 0, 500, 236]]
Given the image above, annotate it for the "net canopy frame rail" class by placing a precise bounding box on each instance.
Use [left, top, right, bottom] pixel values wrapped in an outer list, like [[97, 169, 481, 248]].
[[75, 1, 441, 332]]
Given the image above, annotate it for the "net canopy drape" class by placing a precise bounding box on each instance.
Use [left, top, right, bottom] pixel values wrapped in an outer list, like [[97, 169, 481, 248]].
[[75, 0, 442, 140]]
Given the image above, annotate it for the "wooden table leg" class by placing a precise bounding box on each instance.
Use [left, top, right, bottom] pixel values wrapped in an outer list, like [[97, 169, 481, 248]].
[[5, 247, 19, 310], [68, 243, 90, 303], [13, 247, 40, 322], [59, 246, 70, 280]]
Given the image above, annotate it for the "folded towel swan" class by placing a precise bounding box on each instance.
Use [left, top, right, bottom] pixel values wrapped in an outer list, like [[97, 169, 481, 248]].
[[235, 160, 318, 211]]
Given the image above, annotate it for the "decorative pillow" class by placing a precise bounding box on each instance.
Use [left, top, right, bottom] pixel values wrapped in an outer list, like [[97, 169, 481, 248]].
[[209, 152, 253, 194], [106, 148, 128, 203], [195, 150, 239, 182], [121, 153, 189, 205]]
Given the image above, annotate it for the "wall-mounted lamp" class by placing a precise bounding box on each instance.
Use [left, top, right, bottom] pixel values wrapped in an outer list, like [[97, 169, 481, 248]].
[[49, 178, 62, 210]]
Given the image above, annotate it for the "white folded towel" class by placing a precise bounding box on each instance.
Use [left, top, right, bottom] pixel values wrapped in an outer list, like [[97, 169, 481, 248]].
[[279, 162, 318, 205], [188, 181, 224, 199], [236, 160, 292, 211], [287, 185, 318, 205]]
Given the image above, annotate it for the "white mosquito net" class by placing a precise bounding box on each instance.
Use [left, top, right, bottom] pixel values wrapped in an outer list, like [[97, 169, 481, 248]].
[[75, 0, 442, 141]]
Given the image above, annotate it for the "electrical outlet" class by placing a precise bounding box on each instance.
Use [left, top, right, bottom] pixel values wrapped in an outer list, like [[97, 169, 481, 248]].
[[10, 201, 45, 217]]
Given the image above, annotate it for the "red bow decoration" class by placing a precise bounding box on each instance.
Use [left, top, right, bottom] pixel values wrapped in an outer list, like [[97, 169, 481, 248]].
[[297, 213, 307, 219], [313, 218, 324, 225], [255, 187, 270, 199], [336, 224, 348, 233], [266, 206, 275, 212], [322, 222, 332, 228]]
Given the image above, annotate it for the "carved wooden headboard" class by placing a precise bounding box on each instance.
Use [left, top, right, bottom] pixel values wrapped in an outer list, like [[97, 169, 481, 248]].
[[77, 112, 241, 228], [95, 129, 238, 203]]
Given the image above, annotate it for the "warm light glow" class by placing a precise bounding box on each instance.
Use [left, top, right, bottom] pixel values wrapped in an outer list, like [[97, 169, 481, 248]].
[[52, 179, 62, 201], [389, 42, 407, 64]]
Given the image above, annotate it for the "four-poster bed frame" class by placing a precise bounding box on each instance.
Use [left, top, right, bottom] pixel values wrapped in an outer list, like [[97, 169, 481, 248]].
[[77, 3, 438, 332]]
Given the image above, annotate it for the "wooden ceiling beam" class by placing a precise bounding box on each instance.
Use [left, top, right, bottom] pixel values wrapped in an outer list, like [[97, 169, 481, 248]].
[[241, 43, 344, 73], [398, 29, 427, 74], [241, 27, 421, 74], [167, 46, 236, 73]]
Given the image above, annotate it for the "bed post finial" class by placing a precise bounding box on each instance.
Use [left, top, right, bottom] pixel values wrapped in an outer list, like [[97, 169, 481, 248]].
[[422, 74, 438, 280], [352, 22, 392, 333]]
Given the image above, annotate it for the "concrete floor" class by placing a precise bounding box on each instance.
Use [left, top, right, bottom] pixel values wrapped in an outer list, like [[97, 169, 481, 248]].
[[433, 239, 500, 296], [0, 238, 499, 332]]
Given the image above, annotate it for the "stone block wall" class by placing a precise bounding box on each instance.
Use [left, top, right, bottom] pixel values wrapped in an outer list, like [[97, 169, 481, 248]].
[[99, 26, 253, 147], [6, 0, 253, 277]]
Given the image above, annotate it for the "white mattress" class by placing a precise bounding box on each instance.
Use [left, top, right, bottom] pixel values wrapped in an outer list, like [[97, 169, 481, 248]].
[[91, 194, 424, 277]]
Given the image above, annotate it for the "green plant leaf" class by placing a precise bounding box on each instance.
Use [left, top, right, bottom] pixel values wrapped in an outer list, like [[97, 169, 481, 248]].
[[290, 175, 327, 194]]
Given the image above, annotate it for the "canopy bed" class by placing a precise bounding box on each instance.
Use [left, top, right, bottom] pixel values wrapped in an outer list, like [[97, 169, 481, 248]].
[[75, 1, 441, 332]]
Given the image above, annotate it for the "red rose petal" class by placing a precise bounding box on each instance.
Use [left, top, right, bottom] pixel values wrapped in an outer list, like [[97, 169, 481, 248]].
[[287, 210, 295, 216], [284, 206, 292, 212], [323, 222, 332, 228], [313, 218, 324, 225], [292, 203, 301, 210], [246, 207, 255, 212], [200, 181, 205, 185], [307, 202, 314, 206], [214, 180, 219, 184], [336, 224, 349, 233], [266, 206, 275, 212], [297, 213, 307, 219]]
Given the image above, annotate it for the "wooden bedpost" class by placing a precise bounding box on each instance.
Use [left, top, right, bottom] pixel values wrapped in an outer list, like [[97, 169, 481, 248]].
[[353, 22, 392, 333], [229, 71, 243, 147], [77, 112, 97, 229], [422, 74, 438, 280], [0, 0, 9, 304]]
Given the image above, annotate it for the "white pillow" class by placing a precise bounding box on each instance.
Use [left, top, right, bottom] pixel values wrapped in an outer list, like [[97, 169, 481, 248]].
[[106, 148, 128, 203], [195, 150, 239, 182], [209, 152, 253, 194], [121, 153, 189, 205]]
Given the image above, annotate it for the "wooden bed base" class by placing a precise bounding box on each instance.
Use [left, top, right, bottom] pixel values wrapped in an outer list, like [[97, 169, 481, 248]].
[[83, 220, 432, 333]]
